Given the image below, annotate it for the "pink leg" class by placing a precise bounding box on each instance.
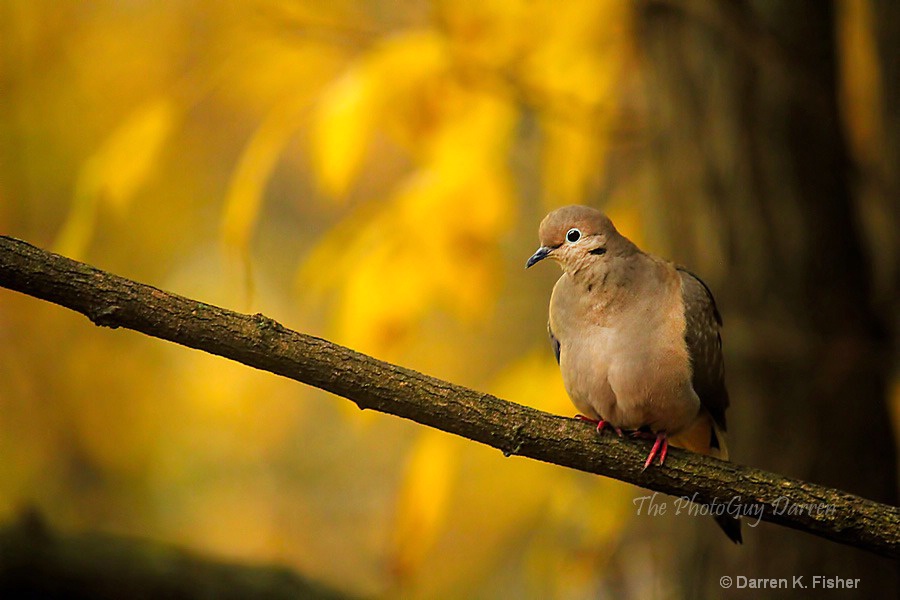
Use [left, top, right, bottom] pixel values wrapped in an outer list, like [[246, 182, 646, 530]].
[[575, 414, 623, 437], [641, 431, 669, 471]]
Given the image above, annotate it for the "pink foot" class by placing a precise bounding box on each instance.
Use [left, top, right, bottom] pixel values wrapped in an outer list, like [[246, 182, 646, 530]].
[[641, 431, 669, 471], [575, 414, 623, 437]]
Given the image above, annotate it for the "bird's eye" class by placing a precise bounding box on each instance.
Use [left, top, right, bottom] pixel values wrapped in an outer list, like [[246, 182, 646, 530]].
[[566, 228, 582, 243]]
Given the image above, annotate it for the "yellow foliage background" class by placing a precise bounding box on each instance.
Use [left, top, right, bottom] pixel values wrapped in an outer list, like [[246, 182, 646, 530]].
[[0, 0, 893, 597]]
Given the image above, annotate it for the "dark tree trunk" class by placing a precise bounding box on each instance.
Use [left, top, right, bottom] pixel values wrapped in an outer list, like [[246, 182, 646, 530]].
[[871, 0, 900, 300], [633, 0, 898, 597]]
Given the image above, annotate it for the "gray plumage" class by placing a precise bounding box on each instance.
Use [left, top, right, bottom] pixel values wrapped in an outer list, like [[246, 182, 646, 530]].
[[678, 267, 729, 437]]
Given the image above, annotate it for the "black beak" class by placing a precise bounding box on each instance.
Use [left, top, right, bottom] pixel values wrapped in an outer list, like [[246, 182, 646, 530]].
[[526, 246, 552, 269]]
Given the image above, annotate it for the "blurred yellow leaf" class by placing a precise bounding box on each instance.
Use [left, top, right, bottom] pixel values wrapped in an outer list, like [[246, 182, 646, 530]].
[[303, 79, 517, 354], [311, 68, 377, 198], [93, 100, 177, 210], [301, 161, 513, 357], [54, 97, 177, 258], [222, 97, 306, 252], [312, 30, 451, 198], [305, 29, 520, 357], [390, 429, 457, 582]]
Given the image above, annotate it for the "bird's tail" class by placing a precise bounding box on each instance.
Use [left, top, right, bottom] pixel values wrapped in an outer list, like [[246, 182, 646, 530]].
[[710, 418, 729, 460], [707, 418, 742, 543], [671, 411, 743, 544], [714, 512, 743, 544]]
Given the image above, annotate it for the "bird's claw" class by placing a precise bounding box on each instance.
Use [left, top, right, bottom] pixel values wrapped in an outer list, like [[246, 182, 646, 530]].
[[575, 414, 623, 437], [641, 431, 669, 472]]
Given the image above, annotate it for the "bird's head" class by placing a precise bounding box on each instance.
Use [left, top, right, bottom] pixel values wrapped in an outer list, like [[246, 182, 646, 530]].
[[526, 205, 632, 271]]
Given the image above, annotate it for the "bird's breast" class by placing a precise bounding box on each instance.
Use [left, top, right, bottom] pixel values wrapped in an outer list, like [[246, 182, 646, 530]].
[[551, 272, 699, 432]]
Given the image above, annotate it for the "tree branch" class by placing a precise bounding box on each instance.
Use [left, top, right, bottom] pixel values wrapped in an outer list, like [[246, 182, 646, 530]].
[[1, 235, 898, 558]]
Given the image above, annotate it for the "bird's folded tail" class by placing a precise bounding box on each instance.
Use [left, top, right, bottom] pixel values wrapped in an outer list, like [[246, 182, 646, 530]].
[[710, 418, 729, 461], [669, 411, 742, 544], [710, 421, 742, 543], [714, 513, 743, 544]]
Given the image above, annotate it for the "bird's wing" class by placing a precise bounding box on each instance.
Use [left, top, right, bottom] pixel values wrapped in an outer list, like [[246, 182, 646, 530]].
[[678, 268, 729, 431], [548, 323, 561, 364]]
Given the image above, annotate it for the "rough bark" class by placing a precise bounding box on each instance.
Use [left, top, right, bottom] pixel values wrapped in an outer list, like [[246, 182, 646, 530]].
[[1, 234, 898, 559]]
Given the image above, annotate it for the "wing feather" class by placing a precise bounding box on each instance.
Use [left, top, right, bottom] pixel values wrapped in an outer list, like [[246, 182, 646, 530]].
[[678, 268, 729, 431], [548, 323, 561, 365]]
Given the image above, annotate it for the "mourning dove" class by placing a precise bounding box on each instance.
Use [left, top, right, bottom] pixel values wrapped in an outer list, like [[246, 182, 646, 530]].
[[527, 205, 741, 543]]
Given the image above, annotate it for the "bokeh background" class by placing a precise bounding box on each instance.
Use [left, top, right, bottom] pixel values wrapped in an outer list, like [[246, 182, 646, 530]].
[[1, 0, 898, 598]]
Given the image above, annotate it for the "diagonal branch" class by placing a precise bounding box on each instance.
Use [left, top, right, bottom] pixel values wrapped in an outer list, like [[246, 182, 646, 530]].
[[0, 235, 898, 558]]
